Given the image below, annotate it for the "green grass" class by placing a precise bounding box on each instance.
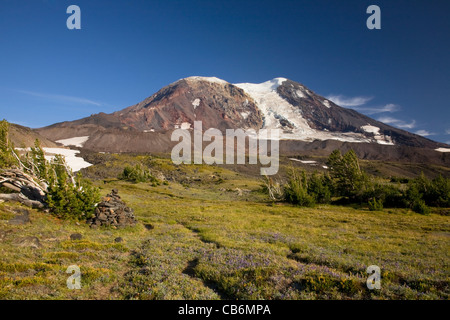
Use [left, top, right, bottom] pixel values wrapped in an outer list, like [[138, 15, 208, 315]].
[[0, 156, 449, 300]]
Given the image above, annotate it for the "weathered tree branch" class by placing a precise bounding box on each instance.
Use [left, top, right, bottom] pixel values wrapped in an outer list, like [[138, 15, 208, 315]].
[[0, 193, 44, 209], [0, 169, 46, 193], [0, 168, 47, 206], [2, 182, 21, 193]]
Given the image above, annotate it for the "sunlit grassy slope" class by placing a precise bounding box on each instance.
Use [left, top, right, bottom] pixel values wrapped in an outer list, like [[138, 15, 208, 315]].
[[0, 157, 449, 299]]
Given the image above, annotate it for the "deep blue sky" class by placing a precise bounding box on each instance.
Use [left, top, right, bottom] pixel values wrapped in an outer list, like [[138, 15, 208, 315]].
[[1, 0, 449, 144]]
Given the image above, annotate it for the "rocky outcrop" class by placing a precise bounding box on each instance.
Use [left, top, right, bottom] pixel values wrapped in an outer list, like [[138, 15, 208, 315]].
[[13, 236, 42, 249], [8, 208, 31, 225], [87, 189, 137, 228]]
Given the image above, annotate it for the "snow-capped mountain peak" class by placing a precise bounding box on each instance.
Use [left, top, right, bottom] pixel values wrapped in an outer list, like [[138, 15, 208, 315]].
[[35, 76, 448, 154]]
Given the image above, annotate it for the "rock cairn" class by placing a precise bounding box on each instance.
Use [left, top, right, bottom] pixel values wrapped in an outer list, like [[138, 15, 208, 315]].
[[87, 189, 137, 228]]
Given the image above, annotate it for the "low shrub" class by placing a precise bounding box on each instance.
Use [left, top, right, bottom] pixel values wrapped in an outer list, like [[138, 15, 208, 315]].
[[368, 198, 383, 211], [119, 164, 161, 185], [412, 199, 430, 215], [46, 156, 100, 220], [284, 170, 315, 207]]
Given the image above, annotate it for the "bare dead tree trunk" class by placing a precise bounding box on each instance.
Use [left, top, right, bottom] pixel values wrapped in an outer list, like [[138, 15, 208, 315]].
[[0, 193, 44, 209], [263, 175, 283, 201]]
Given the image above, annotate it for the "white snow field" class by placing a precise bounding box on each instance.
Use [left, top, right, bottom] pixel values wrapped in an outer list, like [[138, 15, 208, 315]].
[[15, 147, 92, 172], [361, 125, 394, 146], [56, 136, 90, 147], [361, 125, 380, 135], [289, 158, 317, 164], [43, 148, 92, 172], [435, 148, 450, 153], [233, 78, 393, 144]]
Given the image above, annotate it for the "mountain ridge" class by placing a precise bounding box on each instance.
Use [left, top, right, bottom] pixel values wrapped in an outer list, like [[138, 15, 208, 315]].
[[33, 76, 449, 162]]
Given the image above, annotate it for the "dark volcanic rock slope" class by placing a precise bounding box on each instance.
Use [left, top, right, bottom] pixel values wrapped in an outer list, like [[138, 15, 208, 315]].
[[276, 79, 439, 148]]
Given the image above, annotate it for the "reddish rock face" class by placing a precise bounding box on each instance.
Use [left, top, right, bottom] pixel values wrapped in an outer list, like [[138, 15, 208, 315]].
[[114, 78, 263, 131]]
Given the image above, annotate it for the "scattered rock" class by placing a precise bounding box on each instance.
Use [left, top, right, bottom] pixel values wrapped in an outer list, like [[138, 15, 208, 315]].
[[234, 188, 251, 196], [144, 223, 154, 230], [0, 229, 12, 242], [87, 189, 137, 228], [70, 233, 83, 240], [14, 236, 42, 249], [8, 208, 31, 225], [155, 172, 166, 181], [114, 237, 123, 243]]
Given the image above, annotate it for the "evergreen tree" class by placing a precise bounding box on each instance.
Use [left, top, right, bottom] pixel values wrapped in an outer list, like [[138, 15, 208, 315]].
[[326, 149, 368, 199], [0, 121, 100, 220], [0, 120, 16, 168], [307, 171, 332, 204], [284, 168, 315, 207], [46, 155, 100, 220], [428, 175, 450, 207], [29, 139, 48, 180]]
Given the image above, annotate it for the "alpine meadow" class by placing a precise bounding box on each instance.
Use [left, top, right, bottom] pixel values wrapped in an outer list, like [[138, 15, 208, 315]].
[[0, 0, 449, 305]]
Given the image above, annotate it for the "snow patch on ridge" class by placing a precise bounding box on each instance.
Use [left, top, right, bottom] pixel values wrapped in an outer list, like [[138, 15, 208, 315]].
[[183, 76, 228, 85], [435, 148, 450, 153], [192, 98, 201, 109], [376, 138, 394, 145], [361, 125, 380, 135], [289, 158, 317, 164], [240, 112, 249, 120], [295, 90, 306, 99], [180, 122, 191, 130], [323, 100, 331, 108], [361, 124, 394, 145], [56, 136, 90, 148]]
